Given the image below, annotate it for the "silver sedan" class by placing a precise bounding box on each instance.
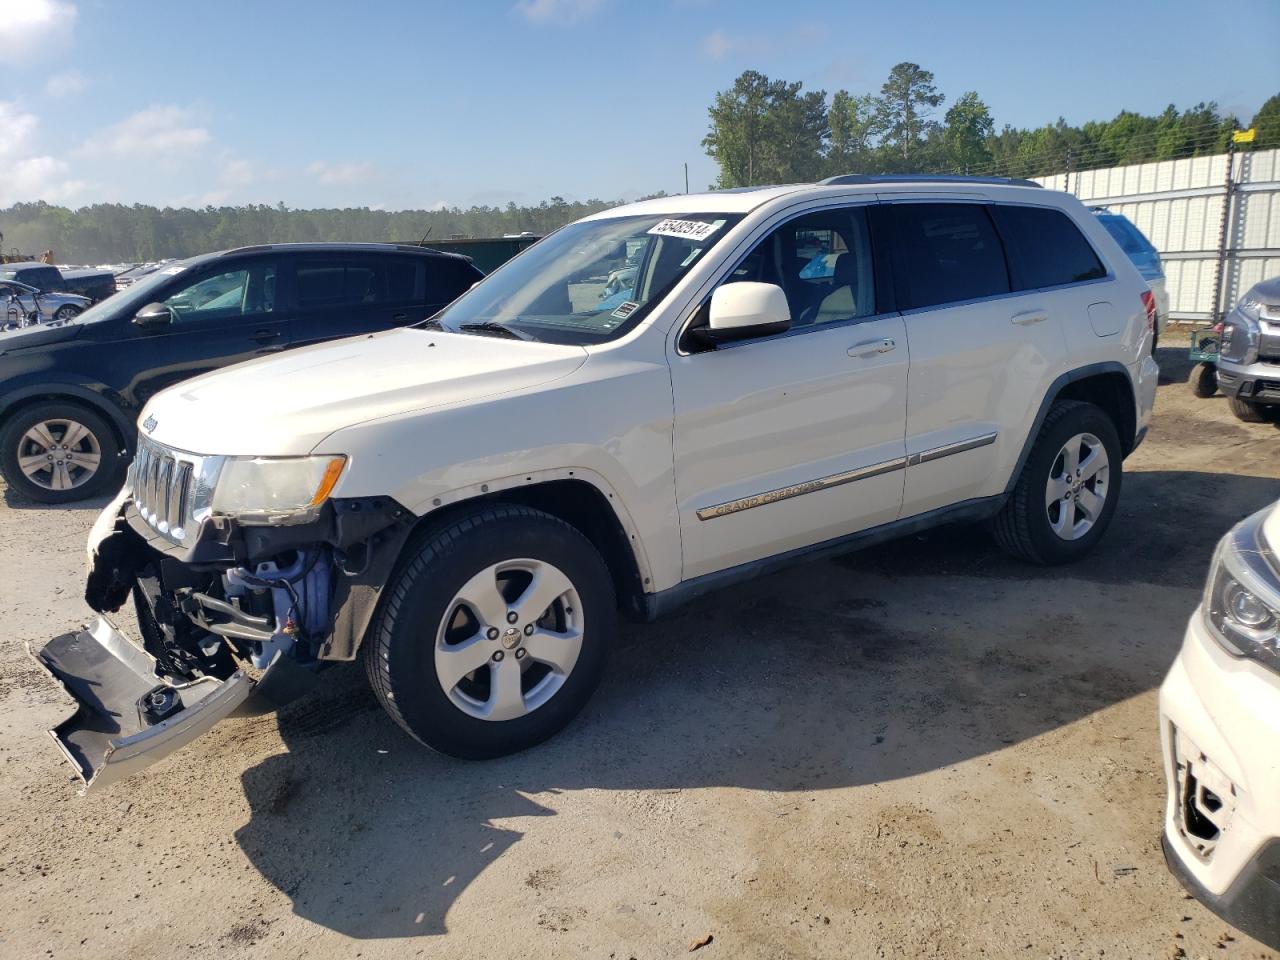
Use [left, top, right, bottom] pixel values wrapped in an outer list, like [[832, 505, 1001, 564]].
[[0, 279, 92, 327]]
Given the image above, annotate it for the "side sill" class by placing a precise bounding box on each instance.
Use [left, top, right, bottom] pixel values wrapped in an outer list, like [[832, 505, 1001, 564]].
[[638, 494, 1007, 621]]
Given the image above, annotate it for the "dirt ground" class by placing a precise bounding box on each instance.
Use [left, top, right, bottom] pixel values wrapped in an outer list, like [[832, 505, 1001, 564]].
[[1, 340, 1278, 960]]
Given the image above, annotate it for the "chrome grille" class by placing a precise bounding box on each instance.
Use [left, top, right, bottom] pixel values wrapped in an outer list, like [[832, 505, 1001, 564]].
[[128, 437, 221, 546]]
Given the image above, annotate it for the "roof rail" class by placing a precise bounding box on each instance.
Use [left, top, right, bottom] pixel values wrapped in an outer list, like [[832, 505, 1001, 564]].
[[818, 174, 1043, 188]]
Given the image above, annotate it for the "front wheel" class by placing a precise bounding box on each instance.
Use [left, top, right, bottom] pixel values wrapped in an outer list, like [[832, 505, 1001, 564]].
[[1228, 395, 1274, 423], [0, 402, 122, 503], [990, 400, 1123, 565], [364, 504, 615, 759]]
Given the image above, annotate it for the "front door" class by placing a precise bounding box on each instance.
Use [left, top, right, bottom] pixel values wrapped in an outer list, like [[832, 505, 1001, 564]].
[[125, 259, 287, 411], [669, 204, 908, 580]]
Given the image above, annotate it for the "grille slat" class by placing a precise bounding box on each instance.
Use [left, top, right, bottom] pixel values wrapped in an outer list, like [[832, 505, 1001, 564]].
[[131, 438, 208, 545]]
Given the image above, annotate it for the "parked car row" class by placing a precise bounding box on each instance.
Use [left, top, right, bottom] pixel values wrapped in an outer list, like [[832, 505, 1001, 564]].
[[13, 178, 1276, 947]]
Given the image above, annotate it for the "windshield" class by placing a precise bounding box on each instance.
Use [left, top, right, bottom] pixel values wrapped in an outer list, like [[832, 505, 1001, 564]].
[[430, 213, 743, 344], [72, 259, 197, 324]]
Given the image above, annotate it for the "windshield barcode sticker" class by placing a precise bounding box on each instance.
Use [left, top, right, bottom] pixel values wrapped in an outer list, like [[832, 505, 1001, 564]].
[[648, 219, 721, 242]]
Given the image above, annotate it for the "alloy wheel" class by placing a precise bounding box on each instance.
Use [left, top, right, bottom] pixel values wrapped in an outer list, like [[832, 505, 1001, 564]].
[[1044, 431, 1110, 541], [16, 418, 102, 491], [435, 558, 584, 721]]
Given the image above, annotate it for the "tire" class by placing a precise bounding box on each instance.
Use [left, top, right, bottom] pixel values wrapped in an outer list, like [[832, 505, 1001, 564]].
[[364, 503, 616, 759], [53, 305, 81, 323], [1228, 395, 1271, 423], [990, 400, 1123, 565], [1190, 363, 1218, 399], [0, 401, 122, 503]]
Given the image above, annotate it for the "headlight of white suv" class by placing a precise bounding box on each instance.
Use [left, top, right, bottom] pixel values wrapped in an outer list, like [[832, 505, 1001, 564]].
[[1203, 507, 1280, 673], [210, 455, 346, 525]]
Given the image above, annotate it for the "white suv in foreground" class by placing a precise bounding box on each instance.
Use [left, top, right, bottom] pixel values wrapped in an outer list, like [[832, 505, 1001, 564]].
[[1159, 503, 1280, 948], [34, 175, 1158, 789]]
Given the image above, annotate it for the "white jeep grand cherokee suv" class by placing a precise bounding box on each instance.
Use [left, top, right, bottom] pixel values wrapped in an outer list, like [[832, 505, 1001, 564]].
[[35, 175, 1159, 789]]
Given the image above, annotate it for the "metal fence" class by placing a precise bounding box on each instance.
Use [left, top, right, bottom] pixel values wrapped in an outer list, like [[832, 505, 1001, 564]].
[[1034, 147, 1280, 324]]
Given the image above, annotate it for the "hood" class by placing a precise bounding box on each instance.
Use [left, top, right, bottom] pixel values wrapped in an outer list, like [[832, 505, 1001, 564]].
[[141, 328, 588, 456], [0, 321, 82, 355]]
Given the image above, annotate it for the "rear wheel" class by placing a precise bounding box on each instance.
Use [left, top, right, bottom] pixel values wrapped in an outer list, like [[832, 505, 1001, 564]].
[[0, 401, 121, 503], [53, 305, 82, 323], [991, 400, 1123, 565], [364, 504, 615, 759]]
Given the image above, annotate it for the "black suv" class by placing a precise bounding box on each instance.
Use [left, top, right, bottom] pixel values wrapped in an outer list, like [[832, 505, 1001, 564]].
[[0, 243, 483, 503]]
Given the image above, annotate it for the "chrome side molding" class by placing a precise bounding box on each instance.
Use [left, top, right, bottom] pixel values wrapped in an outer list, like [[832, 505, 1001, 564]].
[[696, 431, 997, 521]]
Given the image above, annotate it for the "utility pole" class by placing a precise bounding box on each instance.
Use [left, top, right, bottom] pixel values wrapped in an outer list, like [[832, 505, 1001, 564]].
[[684, 163, 689, 194], [1209, 137, 1238, 325]]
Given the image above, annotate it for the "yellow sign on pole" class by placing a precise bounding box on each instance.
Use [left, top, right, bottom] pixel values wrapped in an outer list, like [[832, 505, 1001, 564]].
[[1233, 128, 1256, 144]]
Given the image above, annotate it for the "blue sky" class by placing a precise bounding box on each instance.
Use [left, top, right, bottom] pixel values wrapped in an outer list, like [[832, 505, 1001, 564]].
[[1, 0, 1276, 210]]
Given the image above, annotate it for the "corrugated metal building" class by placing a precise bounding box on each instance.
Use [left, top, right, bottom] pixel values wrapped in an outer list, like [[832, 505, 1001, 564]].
[[1037, 147, 1280, 322]]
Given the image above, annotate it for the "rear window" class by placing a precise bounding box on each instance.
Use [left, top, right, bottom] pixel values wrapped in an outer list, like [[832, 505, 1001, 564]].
[[993, 205, 1107, 290], [888, 203, 1010, 310]]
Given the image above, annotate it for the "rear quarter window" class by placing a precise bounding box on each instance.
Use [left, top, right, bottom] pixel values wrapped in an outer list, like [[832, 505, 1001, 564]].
[[424, 257, 482, 305], [992, 205, 1107, 290]]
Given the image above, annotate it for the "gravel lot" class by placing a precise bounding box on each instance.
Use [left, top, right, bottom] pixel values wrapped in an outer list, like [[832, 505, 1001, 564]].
[[1, 341, 1278, 960]]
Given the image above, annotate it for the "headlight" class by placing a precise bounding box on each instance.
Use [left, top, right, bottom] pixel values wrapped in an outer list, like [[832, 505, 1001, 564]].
[[1203, 507, 1280, 673], [1219, 300, 1261, 365], [210, 455, 346, 525]]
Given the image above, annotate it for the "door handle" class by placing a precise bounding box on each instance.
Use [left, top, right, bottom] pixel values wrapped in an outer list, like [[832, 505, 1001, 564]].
[[848, 337, 896, 358], [1011, 309, 1049, 326], [252, 329, 281, 341], [392, 312, 409, 322]]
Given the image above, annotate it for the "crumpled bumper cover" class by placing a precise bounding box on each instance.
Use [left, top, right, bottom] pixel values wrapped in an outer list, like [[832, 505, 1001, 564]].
[[31, 617, 253, 792]]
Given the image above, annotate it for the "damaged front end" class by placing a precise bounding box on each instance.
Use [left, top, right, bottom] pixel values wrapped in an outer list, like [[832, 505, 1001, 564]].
[[33, 449, 414, 791]]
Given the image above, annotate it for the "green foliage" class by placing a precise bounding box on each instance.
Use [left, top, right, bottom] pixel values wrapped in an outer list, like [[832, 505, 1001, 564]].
[[704, 64, 1277, 187], [872, 62, 945, 165], [0, 196, 631, 264], [1252, 94, 1280, 150], [702, 70, 829, 187]]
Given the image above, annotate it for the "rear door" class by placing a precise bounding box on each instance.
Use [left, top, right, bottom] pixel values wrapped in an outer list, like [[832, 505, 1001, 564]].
[[882, 200, 1068, 517], [124, 257, 287, 409], [289, 253, 455, 347]]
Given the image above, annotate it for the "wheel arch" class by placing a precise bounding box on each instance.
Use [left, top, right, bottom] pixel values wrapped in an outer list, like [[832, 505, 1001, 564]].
[[406, 473, 653, 621], [0, 384, 135, 454], [1005, 361, 1138, 495]]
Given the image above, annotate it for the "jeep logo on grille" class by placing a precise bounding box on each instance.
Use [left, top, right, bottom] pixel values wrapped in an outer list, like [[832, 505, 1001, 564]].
[[142, 415, 157, 433]]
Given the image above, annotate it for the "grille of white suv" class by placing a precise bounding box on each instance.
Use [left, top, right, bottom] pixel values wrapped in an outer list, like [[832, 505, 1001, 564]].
[[128, 437, 220, 546]]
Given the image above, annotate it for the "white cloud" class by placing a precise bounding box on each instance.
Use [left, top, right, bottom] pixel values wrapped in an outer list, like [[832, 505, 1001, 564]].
[[78, 105, 210, 158], [0, 155, 86, 206], [0, 0, 77, 60], [306, 160, 375, 185], [700, 29, 740, 60], [219, 158, 255, 186], [0, 102, 39, 159], [44, 69, 87, 98], [512, 0, 603, 24]]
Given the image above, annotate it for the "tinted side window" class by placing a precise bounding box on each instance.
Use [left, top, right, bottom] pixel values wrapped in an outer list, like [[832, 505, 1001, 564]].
[[386, 259, 425, 302], [993, 205, 1107, 289], [888, 203, 1009, 310], [296, 259, 389, 308]]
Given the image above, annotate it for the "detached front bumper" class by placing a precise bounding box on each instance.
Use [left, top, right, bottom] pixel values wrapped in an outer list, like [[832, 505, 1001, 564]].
[[32, 618, 254, 792]]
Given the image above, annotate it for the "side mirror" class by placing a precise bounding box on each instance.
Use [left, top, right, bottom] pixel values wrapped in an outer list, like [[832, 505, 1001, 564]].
[[133, 302, 173, 328], [691, 282, 790, 348]]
